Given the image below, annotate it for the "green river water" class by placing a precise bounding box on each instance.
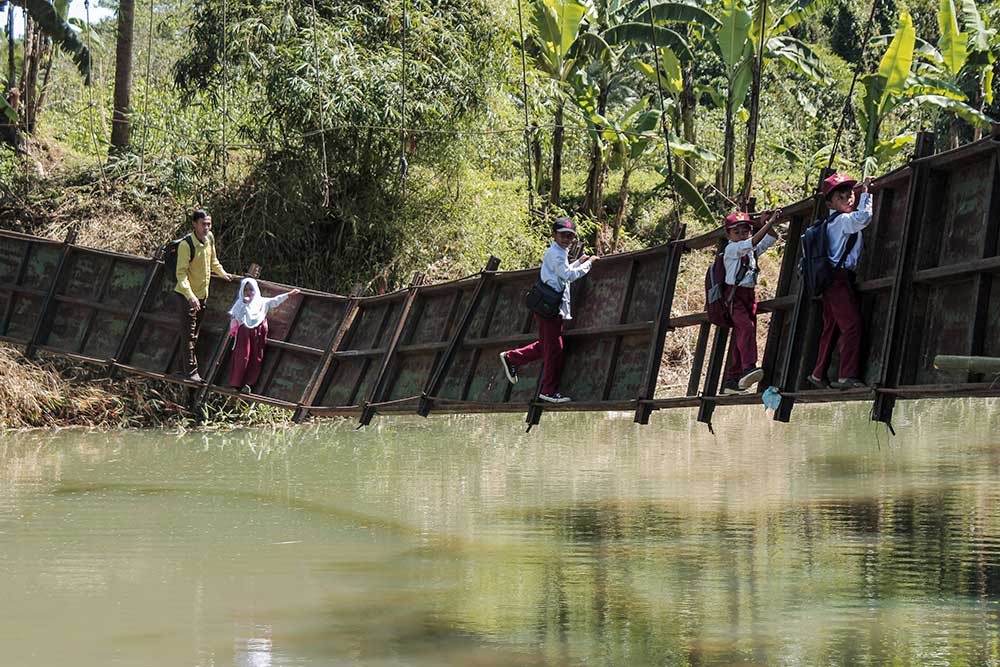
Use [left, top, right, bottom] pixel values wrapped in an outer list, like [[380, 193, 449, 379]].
[[2, 401, 1000, 666]]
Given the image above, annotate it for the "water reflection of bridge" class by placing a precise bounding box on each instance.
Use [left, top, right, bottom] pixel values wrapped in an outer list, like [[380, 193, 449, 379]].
[[2, 132, 998, 429]]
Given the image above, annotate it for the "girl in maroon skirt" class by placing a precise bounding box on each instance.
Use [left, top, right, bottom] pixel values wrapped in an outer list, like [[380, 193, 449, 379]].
[[227, 277, 300, 393]]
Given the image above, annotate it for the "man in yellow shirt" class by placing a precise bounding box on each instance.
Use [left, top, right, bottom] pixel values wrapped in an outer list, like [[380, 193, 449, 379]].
[[175, 209, 233, 382]]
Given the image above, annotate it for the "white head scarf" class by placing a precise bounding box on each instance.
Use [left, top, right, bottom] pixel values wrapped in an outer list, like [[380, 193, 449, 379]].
[[228, 277, 268, 329]]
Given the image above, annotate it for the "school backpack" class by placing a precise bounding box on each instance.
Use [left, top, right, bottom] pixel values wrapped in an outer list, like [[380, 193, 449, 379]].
[[162, 234, 196, 282], [798, 212, 858, 297], [704, 253, 751, 327]]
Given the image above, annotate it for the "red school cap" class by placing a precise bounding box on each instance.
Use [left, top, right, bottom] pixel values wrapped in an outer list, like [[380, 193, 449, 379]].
[[821, 173, 858, 197], [724, 211, 752, 230]]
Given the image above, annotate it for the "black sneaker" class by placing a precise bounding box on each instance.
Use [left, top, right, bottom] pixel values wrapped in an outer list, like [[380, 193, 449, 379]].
[[721, 379, 746, 395], [738, 367, 765, 390], [831, 377, 867, 389], [241, 384, 252, 394], [806, 374, 829, 389], [186, 371, 204, 383], [539, 392, 571, 403], [499, 352, 518, 384]]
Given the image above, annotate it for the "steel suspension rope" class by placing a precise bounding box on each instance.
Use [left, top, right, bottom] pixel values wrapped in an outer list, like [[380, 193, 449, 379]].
[[827, 0, 882, 170], [138, 0, 155, 180], [82, 0, 108, 192], [740, 0, 769, 208], [645, 0, 684, 234], [220, 0, 229, 185], [514, 0, 535, 215], [399, 0, 408, 208], [309, 0, 330, 207]]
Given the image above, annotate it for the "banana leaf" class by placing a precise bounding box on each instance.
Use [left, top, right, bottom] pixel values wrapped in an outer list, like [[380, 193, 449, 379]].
[[937, 0, 968, 75]]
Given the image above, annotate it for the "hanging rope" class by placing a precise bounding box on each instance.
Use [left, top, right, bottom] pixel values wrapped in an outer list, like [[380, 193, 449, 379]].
[[309, 0, 330, 207], [82, 0, 108, 192], [827, 0, 882, 170], [645, 0, 684, 236], [138, 0, 155, 180], [399, 0, 408, 197], [514, 0, 535, 215], [740, 0, 769, 207], [220, 0, 229, 185]]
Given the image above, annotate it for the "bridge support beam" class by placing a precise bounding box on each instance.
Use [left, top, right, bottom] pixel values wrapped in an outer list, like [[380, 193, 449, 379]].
[[293, 297, 360, 422], [25, 227, 78, 359], [772, 168, 836, 422], [418, 256, 500, 418], [634, 233, 685, 424], [359, 273, 425, 426], [872, 131, 937, 427]]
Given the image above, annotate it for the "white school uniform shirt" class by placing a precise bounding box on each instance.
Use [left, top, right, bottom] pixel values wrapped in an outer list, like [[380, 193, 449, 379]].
[[723, 233, 777, 287], [826, 192, 873, 270], [540, 241, 593, 320]]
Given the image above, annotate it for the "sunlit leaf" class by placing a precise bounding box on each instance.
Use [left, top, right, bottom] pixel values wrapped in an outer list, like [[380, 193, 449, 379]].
[[937, 0, 968, 75], [718, 0, 751, 70], [877, 11, 916, 103]]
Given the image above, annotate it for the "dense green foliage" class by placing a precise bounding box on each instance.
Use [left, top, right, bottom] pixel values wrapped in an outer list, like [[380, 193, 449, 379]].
[[2, 0, 999, 293]]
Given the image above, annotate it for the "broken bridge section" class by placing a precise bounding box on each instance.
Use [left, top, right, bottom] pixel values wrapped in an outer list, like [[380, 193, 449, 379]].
[[2, 134, 999, 428]]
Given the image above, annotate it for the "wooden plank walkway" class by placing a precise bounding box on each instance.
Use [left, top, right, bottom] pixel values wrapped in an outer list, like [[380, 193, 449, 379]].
[[2, 132, 1000, 429]]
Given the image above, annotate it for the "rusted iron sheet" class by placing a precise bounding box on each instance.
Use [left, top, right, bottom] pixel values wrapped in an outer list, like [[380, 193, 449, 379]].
[[0, 234, 61, 343]]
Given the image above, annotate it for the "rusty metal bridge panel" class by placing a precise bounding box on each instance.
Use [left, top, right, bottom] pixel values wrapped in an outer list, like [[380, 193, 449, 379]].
[[2, 134, 999, 428]]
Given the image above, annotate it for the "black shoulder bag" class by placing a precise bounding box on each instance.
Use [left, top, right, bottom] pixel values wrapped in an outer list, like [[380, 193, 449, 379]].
[[525, 280, 563, 319]]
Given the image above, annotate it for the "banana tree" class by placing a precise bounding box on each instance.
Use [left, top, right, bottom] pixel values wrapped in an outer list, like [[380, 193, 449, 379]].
[[2, 0, 92, 136], [526, 0, 610, 205], [582, 96, 661, 251], [909, 0, 999, 146], [860, 10, 991, 174], [740, 0, 828, 203], [603, 0, 720, 181], [769, 142, 855, 195]]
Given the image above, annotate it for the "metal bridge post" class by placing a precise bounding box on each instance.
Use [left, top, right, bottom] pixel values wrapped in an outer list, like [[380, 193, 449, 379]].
[[25, 227, 78, 359], [418, 256, 501, 417], [634, 236, 684, 424], [109, 247, 164, 376], [696, 238, 730, 427], [757, 213, 805, 390], [771, 168, 836, 422], [293, 297, 360, 422], [872, 131, 937, 425], [359, 273, 425, 426]]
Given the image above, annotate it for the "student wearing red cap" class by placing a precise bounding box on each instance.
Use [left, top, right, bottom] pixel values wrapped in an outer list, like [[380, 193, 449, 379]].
[[808, 173, 873, 389], [720, 209, 781, 394], [499, 217, 599, 403]]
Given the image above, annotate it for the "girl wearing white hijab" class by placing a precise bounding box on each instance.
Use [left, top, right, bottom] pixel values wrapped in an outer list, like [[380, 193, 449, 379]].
[[227, 277, 300, 392]]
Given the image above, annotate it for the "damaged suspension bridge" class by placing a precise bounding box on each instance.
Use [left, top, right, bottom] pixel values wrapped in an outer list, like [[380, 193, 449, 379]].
[[2, 132, 999, 429]]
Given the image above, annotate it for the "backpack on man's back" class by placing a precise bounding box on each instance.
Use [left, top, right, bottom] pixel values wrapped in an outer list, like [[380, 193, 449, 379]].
[[162, 234, 196, 282]]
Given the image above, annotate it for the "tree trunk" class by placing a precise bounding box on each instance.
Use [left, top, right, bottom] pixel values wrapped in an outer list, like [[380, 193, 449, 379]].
[[583, 79, 609, 217], [741, 51, 763, 206], [531, 122, 543, 195], [33, 44, 55, 124], [23, 26, 41, 133], [6, 6, 15, 93], [110, 0, 136, 153], [680, 63, 697, 182], [974, 88, 985, 141], [723, 85, 735, 197], [949, 115, 960, 149], [611, 168, 631, 252], [550, 101, 564, 206]]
